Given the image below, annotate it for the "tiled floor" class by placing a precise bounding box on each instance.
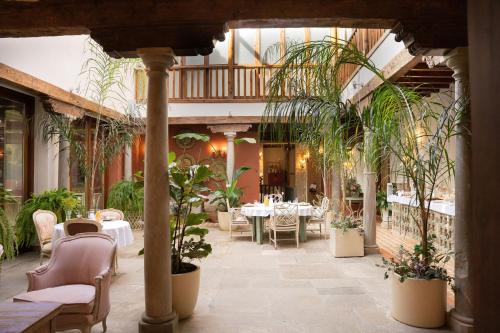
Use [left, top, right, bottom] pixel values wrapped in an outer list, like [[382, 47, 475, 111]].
[[0, 226, 452, 333]]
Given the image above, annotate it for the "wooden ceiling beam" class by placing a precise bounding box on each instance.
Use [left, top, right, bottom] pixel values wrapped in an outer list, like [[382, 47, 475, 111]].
[[397, 77, 454, 83], [0, 0, 467, 57]]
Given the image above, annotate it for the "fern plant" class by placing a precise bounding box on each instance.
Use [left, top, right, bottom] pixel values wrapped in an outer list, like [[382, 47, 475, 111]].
[[0, 187, 17, 259], [16, 189, 83, 248], [107, 173, 144, 216]]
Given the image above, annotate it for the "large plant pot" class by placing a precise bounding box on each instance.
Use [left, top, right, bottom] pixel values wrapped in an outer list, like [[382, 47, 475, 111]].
[[329, 228, 364, 257], [217, 211, 230, 231], [391, 274, 447, 328], [172, 264, 201, 320]]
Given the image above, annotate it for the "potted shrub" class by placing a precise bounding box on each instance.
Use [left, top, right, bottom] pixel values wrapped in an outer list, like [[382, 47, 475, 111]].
[[381, 237, 453, 328], [330, 215, 364, 257], [211, 166, 250, 231], [376, 191, 390, 228]]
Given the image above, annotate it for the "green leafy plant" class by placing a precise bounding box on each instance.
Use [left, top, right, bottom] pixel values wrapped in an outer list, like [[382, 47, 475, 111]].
[[331, 215, 362, 233], [16, 189, 83, 248], [380, 235, 454, 286], [210, 166, 251, 211], [376, 191, 388, 210], [0, 187, 17, 259], [107, 174, 144, 216], [169, 153, 213, 274]]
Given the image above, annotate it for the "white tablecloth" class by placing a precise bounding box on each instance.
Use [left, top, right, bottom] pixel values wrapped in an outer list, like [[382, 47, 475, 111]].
[[387, 195, 455, 216], [53, 220, 134, 248], [241, 203, 314, 217]]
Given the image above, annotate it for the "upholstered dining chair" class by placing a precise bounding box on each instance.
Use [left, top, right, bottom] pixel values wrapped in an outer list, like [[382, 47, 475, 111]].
[[33, 209, 57, 264], [99, 208, 124, 221], [307, 197, 330, 239], [13, 233, 116, 333], [269, 203, 299, 249], [64, 218, 102, 236]]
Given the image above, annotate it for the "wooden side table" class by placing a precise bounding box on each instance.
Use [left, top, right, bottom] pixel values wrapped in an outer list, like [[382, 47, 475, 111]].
[[0, 302, 62, 333]]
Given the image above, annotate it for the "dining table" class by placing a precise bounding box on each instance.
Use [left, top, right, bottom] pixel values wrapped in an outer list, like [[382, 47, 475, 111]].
[[241, 203, 314, 245], [52, 220, 134, 248]]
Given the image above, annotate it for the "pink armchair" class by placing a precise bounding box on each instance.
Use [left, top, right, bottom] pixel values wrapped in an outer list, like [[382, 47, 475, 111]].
[[13, 233, 116, 333]]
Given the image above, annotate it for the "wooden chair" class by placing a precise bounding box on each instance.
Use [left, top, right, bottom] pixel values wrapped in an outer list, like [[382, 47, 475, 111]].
[[33, 210, 57, 265], [269, 203, 299, 249], [64, 218, 102, 236], [307, 197, 330, 239], [14, 233, 116, 333], [99, 208, 124, 221]]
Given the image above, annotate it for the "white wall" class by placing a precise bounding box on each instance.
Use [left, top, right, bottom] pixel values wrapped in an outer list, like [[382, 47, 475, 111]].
[[0, 35, 87, 92], [342, 32, 405, 102]]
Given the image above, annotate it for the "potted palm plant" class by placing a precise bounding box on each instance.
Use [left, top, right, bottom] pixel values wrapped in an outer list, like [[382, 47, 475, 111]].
[[330, 214, 364, 257], [369, 84, 459, 328]]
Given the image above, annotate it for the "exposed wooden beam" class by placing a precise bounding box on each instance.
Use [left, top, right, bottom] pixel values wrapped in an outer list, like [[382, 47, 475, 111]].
[[0, 63, 122, 119], [397, 76, 454, 83], [168, 116, 261, 125], [0, 0, 467, 56]]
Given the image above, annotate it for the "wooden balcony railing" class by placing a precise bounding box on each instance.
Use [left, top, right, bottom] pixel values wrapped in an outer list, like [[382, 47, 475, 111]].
[[135, 28, 387, 103]]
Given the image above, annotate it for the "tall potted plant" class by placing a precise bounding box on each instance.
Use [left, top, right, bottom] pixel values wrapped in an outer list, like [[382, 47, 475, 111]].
[[369, 84, 459, 328], [138, 151, 212, 319], [211, 166, 250, 231], [0, 187, 17, 260]]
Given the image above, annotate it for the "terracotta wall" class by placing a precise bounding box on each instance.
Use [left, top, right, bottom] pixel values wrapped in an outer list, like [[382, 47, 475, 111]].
[[131, 125, 260, 203], [104, 152, 124, 204]]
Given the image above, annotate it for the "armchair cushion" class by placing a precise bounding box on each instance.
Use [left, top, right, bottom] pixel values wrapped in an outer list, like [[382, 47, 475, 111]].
[[14, 284, 95, 314]]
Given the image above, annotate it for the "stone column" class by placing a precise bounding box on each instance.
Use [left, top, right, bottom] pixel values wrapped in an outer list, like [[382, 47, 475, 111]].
[[363, 129, 379, 254], [58, 137, 70, 189], [331, 167, 342, 213], [124, 144, 132, 179], [137, 48, 178, 333], [224, 131, 236, 181], [446, 48, 474, 333], [207, 124, 251, 182]]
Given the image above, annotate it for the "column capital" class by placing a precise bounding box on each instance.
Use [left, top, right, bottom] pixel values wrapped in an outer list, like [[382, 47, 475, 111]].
[[137, 47, 176, 71], [207, 124, 252, 134], [223, 131, 237, 140], [444, 47, 469, 82]]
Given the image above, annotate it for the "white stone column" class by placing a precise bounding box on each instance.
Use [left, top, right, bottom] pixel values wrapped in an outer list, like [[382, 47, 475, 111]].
[[58, 137, 70, 189], [224, 131, 236, 181], [137, 48, 178, 333], [446, 47, 474, 333], [363, 129, 379, 254], [124, 144, 132, 179]]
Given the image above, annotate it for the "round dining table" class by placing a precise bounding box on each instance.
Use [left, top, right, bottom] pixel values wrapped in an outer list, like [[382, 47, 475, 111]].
[[52, 220, 134, 248], [241, 203, 314, 244]]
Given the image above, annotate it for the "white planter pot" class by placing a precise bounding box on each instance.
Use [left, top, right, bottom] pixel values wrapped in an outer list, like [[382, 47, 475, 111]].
[[329, 228, 364, 257], [217, 211, 230, 231], [391, 274, 447, 328], [172, 264, 201, 320]]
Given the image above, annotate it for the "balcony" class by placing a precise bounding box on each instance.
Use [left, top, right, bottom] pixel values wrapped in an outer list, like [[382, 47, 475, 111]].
[[135, 28, 387, 103]]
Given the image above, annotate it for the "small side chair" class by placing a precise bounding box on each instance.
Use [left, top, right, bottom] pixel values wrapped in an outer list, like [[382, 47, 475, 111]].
[[33, 209, 57, 264], [64, 218, 102, 236]]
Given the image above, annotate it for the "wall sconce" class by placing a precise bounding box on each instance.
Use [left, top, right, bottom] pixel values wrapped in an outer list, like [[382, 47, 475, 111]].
[[212, 150, 227, 158], [299, 158, 307, 170]]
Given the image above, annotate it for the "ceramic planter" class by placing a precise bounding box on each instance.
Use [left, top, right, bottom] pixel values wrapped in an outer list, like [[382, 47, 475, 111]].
[[391, 274, 447, 328], [329, 228, 364, 257], [217, 211, 230, 231], [172, 264, 201, 320]]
